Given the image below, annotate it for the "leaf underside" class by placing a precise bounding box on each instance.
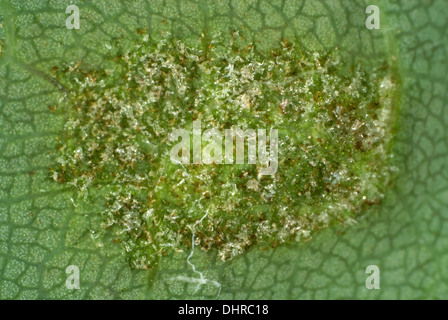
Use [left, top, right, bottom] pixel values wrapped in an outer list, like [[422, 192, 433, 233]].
[[0, 0, 447, 299]]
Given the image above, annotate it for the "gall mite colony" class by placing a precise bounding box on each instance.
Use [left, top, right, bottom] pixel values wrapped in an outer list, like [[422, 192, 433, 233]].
[[52, 32, 395, 269]]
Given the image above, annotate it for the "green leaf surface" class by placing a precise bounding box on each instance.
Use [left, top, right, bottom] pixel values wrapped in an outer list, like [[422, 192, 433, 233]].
[[0, 0, 447, 299]]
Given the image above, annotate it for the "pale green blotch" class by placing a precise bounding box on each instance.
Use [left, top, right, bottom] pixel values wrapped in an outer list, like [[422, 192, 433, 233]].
[[51, 31, 399, 269]]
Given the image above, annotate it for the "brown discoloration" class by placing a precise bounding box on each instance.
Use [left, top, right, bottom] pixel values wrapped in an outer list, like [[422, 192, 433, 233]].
[[52, 30, 397, 269]]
